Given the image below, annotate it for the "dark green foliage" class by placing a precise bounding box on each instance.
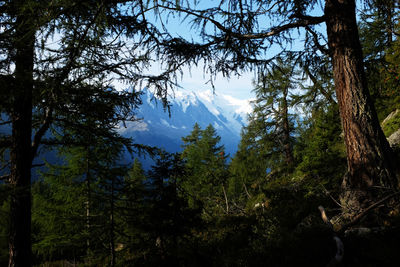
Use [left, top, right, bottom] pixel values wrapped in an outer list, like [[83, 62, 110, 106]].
[[118, 151, 202, 266], [32, 125, 128, 265], [181, 124, 229, 215], [294, 104, 346, 192], [359, 4, 400, 120]]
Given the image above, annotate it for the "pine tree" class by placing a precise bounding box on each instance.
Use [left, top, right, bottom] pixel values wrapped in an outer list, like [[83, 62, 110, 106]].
[[228, 126, 268, 208]]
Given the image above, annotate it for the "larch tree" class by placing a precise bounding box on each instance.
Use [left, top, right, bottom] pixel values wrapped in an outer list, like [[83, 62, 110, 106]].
[[252, 57, 297, 168], [0, 0, 183, 266], [153, 0, 399, 218]]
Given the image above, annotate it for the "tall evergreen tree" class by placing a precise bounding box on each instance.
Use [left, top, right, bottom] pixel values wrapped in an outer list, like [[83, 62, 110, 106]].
[[228, 57, 298, 210], [359, 2, 400, 119], [181, 124, 229, 215], [0, 1, 185, 264], [252, 57, 297, 169], [32, 129, 127, 265]]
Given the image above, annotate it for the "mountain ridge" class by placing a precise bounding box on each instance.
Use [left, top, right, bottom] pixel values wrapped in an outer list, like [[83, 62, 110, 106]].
[[119, 88, 252, 156]]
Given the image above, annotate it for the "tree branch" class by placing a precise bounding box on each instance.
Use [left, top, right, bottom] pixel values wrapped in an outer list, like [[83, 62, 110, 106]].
[[305, 25, 330, 56], [31, 107, 53, 162], [0, 174, 10, 180], [303, 65, 336, 105], [0, 137, 11, 148], [158, 4, 325, 40]]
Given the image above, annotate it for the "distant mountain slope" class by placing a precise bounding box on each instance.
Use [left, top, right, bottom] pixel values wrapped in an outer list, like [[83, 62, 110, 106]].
[[119, 88, 252, 156]]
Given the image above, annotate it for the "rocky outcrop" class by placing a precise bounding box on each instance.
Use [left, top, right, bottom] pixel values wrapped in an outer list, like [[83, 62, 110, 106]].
[[382, 109, 400, 148], [388, 129, 400, 148], [382, 109, 400, 127]]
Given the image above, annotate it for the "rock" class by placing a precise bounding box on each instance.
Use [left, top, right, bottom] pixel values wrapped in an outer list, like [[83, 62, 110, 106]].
[[388, 129, 400, 148], [381, 109, 400, 148]]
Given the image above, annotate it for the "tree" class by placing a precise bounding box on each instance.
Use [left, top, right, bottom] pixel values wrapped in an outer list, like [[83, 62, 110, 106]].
[[181, 124, 229, 215], [252, 57, 297, 168], [153, 0, 399, 217], [228, 57, 298, 209], [118, 151, 200, 266], [0, 1, 182, 265], [294, 104, 346, 189], [359, 2, 400, 120], [32, 126, 127, 265]]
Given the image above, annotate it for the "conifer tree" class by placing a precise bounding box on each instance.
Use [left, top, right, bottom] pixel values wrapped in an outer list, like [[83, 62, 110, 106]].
[[252, 57, 297, 169], [228, 58, 297, 209], [181, 124, 229, 215], [228, 126, 268, 207], [118, 158, 148, 259], [32, 131, 127, 265], [359, 2, 400, 119], [0, 1, 185, 264]]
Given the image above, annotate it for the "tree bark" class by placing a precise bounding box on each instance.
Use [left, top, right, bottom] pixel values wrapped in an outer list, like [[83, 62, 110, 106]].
[[8, 6, 35, 267], [325, 0, 398, 215]]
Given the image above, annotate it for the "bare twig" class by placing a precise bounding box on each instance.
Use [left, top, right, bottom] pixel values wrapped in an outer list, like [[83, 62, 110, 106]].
[[222, 185, 229, 214], [243, 183, 251, 199], [320, 184, 343, 208], [31, 163, 45, 168], [31, 107, 53, 162]]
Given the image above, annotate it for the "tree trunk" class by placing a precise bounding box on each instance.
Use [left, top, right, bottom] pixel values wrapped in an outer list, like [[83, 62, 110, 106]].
[[281, 86, 294, 167], [325, 0, 398, 215], [110, 175, 116, 267], [85, 153, 91, 259], [8, 7, 35, 267]]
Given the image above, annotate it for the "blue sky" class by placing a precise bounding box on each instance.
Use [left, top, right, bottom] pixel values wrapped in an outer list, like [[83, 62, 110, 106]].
[[145, 1, 326, 100], [136, 0, 365, 100]]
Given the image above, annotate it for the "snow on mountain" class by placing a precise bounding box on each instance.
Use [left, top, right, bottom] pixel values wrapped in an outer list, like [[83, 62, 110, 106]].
[[120, 88, 253, 156]]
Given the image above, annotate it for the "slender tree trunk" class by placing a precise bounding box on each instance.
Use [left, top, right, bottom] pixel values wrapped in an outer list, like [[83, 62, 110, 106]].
[[8, 6, 35, 267], [325, 0, 398, 215], [85, 152, 91, 259], [110, 175, 115, 267], [222, 184, 229, 213], [281, 87, 294, 167]]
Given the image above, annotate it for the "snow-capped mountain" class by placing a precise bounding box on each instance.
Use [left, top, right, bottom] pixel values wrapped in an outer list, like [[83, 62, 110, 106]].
[[119, 88, 252, 156]]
